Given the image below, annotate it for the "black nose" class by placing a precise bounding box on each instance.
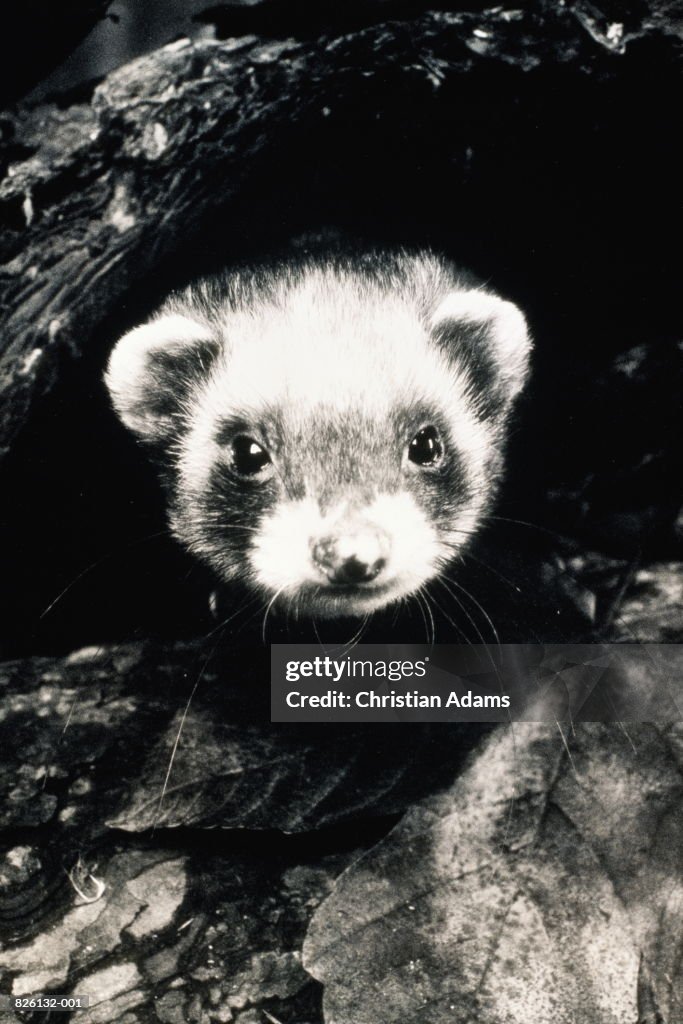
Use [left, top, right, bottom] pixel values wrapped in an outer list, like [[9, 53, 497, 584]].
[[311, 530, 389, 586], [332, 554, 386, 585]]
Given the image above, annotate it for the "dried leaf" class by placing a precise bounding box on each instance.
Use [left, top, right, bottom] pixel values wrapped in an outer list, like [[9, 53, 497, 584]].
[[0, 641, 485, 836], [108, 696, 483, 831], [304, 722, 683, 1023]]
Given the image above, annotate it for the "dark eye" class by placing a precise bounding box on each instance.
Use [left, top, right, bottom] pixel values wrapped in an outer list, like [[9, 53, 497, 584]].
[[408, 425, 444, 467], [231, 435, 271, 477]]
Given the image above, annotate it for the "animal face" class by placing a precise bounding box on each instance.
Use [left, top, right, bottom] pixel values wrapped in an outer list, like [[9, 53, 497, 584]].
[[105, 253, 531, 618]]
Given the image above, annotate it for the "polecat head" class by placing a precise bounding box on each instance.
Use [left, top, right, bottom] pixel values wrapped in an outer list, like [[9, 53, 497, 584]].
[[105, 252, 531, 618]]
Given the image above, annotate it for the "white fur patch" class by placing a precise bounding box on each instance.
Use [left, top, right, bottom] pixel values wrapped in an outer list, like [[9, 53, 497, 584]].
[[105, 314, 213, 437], [249, 497, 323, 596], [249, 492, 443, 616]]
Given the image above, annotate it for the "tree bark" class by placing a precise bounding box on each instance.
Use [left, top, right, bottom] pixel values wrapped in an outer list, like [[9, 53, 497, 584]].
[[0, 0, 680, 463]]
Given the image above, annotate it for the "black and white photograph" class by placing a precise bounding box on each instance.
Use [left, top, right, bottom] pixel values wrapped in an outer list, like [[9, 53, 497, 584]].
[[0, 1, 682, 1021]]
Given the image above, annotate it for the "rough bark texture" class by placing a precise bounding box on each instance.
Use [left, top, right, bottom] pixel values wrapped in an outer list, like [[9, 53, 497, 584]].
[[0, 638, 483, 1021], [0, 0, 681, 463]]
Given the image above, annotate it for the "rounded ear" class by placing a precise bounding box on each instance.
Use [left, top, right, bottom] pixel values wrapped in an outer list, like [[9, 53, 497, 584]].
[[431, 289, 532, 413], [105, 313, 220, 441]]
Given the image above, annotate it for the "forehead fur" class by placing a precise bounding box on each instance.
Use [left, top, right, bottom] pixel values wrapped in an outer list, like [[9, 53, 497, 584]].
[[177, 267, 492, 491], [217, 274, 466, 411]]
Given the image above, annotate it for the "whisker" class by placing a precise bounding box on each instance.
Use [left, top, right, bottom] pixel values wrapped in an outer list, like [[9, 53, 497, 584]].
[[412, 588, 436, 648], [154, 637, 222, 830], [481, 514, 569, 545], [262, 586, 287, 645], [435, 577, 485, 646], [203, 594, 262, 641], [433, 576, 507, 699], [423, 583, 469, 642], [318, 613, 373, 658], [460, 550, 523, 595], [440, 574, 501, 648], [230, 595, 274, 641], [39, 529, 171, 619], [419, 589, 436, 649], [312, 616, 324, 647], [412, 590, 432, 647]]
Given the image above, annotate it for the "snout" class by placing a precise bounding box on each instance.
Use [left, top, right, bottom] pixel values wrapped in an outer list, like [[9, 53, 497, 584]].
[[311, 524, 391, 586]]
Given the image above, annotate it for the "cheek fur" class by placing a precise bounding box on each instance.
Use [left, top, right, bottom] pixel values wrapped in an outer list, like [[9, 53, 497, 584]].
[[249, 497, 324, 595], [365, 492, 443, 590]]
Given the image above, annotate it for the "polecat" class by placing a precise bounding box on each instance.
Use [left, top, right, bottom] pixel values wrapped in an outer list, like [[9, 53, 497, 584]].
[[105, 250, 531, 619]]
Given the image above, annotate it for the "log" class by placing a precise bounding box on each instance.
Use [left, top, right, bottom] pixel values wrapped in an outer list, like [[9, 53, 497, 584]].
[[0, 639, 487, 839], [0, 637, 484, 1020], [1, 0, 681, 464], [0, 629, 680, 1018]]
